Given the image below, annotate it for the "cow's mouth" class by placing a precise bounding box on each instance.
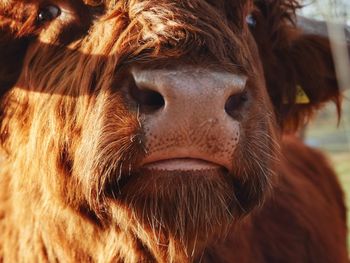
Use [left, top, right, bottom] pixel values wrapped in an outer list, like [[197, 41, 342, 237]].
[[105, 153, 231, 198], [140, 149, 233, 173], [142, 158, 224, 172]]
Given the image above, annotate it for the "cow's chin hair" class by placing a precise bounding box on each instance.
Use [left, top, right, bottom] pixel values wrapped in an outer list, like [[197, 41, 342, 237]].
[[104, 169, 238, 247]]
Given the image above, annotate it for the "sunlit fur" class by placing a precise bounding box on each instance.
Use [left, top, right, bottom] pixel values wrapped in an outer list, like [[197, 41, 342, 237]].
[[0, 0, 347, 262]]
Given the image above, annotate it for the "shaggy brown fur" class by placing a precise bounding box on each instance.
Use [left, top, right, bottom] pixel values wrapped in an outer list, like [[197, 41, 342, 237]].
[[0, 0, 349, 262]]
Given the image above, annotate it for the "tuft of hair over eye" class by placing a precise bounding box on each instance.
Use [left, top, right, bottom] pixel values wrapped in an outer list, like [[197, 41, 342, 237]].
[[83, 0, 104, 7]]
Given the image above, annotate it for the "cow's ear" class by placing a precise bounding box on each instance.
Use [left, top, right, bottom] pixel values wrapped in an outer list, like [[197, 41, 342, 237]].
[[251, 1, 348, 132], [277, 32, 344, 132], [0, 1, 38, 97]]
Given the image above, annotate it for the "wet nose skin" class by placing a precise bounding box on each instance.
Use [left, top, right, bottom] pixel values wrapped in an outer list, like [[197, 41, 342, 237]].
[[130, 66, 247, 172]]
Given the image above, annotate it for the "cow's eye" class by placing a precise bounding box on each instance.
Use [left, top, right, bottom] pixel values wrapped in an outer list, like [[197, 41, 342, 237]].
[[246, 14, 256, 28], [37, 5, 61, 24]]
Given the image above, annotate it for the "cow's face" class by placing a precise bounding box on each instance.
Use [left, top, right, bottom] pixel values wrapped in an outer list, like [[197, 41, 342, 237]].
[[0, 0, 341, 255]]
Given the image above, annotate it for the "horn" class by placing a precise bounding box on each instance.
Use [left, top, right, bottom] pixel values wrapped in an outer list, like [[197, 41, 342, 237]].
[[296, 16, 350, 42], [296, 16, 350, 91]]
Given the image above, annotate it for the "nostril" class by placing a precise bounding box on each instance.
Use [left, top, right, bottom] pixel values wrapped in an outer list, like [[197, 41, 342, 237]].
[[130, 79, 165, 113], [225, 91, 248, 118]]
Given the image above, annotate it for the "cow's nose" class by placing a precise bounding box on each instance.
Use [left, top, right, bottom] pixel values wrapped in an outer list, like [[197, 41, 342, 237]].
[[129, 66, 247, 118], [128, 66, 247, 171]]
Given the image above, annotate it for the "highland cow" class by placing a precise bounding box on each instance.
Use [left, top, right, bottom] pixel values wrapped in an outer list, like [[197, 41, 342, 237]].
[[0, 0, 349, 262]]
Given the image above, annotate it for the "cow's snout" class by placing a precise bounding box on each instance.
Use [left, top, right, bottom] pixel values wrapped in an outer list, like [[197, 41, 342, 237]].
[[129, 66, 247, 172]]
